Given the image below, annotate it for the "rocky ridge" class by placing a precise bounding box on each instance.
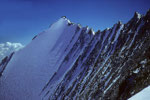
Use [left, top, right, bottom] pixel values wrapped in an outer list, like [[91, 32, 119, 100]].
[[0, 10, 150, 100]]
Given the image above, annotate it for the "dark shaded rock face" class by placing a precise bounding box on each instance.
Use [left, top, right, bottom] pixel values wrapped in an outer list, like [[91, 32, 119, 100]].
[[40, 10, 150, 100], [0, 10, 150, 100], [0, 53, 14, 77]]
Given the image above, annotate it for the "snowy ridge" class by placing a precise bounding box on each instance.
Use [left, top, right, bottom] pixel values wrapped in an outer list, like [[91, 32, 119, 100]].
[[0, 10, 150, 100]]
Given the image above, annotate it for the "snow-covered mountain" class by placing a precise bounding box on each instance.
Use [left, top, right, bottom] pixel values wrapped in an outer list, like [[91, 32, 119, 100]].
[[0, 10, 150, 100]]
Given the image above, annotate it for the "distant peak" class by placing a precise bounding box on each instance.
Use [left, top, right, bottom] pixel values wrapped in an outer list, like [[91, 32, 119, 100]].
[[145, 9, 150, 17], [61, 16, 69, 21], [118, 20, 122, 25], [88, 28, 95, 35], [133, 11, 141, 19], [49, 16, 73, 29], [95, 30, 101, 34], [106, 28, 110, 30], [61, 16, 67, 19], [60, 16, 74, 26], [48, 17, 69, 31]]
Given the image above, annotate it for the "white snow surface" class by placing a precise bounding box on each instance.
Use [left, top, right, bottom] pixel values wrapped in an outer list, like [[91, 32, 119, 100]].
[[128, 86, 150, 100], [0, 18, 78, 100]]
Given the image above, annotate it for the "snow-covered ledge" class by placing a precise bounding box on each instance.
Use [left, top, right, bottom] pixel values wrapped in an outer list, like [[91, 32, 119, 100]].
[[128, 86, 150, 100]]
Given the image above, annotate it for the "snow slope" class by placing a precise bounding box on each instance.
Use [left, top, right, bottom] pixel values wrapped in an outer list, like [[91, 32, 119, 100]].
[[128, 86, 150, 100], [0, 17, 80, 100]]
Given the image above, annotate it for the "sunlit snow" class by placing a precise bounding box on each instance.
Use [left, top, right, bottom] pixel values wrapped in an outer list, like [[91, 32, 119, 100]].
[[128, 86, 150, 100]]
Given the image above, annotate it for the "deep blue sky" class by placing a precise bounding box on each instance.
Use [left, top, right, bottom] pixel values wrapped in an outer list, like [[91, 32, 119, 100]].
[[0, 0, 150, 45]]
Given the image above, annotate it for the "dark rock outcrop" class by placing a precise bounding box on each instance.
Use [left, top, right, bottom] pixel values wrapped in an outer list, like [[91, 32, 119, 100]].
[[0, 52, 14, 77]]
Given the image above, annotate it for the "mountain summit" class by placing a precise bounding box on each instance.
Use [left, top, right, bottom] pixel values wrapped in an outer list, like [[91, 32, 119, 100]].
[[0, 10, 150, 100]]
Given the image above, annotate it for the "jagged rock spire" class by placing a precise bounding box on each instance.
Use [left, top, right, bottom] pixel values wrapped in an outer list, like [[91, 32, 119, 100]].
[[145, 9, 150, 17], [118, 20, 122, 25], [133, 11, 141, 19], [61, 16, 67, 19]]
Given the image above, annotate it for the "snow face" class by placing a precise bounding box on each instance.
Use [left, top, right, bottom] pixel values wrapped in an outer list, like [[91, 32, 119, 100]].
[[0, 18, 78, 100], [0, 42, 24, 61], [128, 86, 150, 100]]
